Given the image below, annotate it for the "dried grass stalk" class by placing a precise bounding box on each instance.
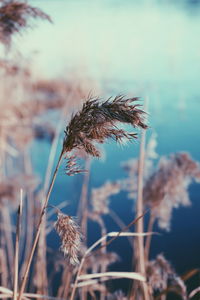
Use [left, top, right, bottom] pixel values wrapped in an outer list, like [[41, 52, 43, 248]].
[[70, 229, 154, 300], [78, 271, 146, 282], [189, 286, 200, 299], [0, 285, 65, 299], [132, 100, 149, 300], [13, 189, 23, 300], [0, 248, 8, 288]]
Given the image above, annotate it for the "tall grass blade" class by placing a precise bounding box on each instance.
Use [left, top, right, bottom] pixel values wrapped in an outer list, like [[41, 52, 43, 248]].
[[78, 272, 146, 282], [13, 189, 23, 300]]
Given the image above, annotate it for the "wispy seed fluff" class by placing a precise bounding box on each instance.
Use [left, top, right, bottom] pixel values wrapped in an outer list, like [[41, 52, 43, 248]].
[[63, 96, 147, 157], [54, 213, 81, 265], [91, 181, 121, 215], [146, 254, 187, 299], [143, 152, 200, 230], [0, 0, 51, 47]]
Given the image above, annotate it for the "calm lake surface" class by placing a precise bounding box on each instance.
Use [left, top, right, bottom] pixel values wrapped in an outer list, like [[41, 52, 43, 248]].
[[21, 0, 200, 294]]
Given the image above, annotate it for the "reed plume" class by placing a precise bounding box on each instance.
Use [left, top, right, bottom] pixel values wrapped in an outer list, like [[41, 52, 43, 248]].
[[85, 251, 120, 273], [63, 96, 147, 157], [121, 158, 138, 200], [54, 212, 82, 265], [0, 0, 51, 47], [146, 254, 187, 299], [107, 290, 127, 300], [65, 154, 86, 176], [120, 133, 158, 201], [144, 152, 200, 230], [91, 181, 120, 215]]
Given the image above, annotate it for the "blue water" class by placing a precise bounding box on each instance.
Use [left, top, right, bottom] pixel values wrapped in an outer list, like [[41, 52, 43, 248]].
[[25, 0, 200, 296]]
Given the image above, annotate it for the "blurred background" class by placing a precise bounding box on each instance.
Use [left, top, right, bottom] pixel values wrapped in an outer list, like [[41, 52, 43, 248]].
[[0, 0, 200, 299]]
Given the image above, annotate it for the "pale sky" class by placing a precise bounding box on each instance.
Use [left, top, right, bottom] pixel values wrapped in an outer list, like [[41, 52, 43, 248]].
[[8, 0, 200, 85]]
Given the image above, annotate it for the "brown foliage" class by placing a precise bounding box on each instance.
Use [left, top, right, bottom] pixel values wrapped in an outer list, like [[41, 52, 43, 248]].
[[54, 212, 82, 265], [91, 181, 120, 215], [144, 152, 200, 230], [146, 254, 187, 299], [63, 96, 147, 157], [0, 0, 52, 47]]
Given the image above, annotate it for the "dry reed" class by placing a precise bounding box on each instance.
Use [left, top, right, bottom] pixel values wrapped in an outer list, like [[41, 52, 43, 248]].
[[91, 181, 120, 215], [144, 152, 200, 230], [0, 0, 51, 47], [13, 189, 23, 300], [1, 22, 197, 297], [63, 96, 147, 157], [146, 254, 187, 299], [17, 95, 147, 299], [107, 290, 128, 300], [54, 212, 82, 266]]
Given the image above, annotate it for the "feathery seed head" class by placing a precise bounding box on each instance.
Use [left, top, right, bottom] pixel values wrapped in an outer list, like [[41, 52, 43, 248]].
[[144, 152, 200, 230], [63, 96, 147, 157], [91, 181, 121, 215], [120, 158, 138, 200], [0, 0, 51, 47], [107, 290, 127, 300], [146, 254, 172, 291], [65, 154, 87, 176], [86, 251, 120, 273], [146, 254, 187, 299], [54, 212, 82, 265]]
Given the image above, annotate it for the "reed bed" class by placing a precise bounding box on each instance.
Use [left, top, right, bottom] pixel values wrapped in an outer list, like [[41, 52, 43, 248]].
[[0, 1, 199, 300]]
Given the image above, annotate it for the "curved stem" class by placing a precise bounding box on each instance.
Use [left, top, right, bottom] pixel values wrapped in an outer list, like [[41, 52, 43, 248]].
[[70, 227, 151, 300], [70, 257, 86, 300], [18, 150, 64, 300]]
